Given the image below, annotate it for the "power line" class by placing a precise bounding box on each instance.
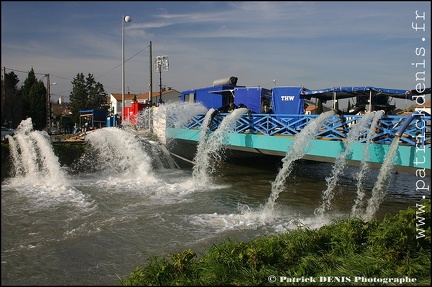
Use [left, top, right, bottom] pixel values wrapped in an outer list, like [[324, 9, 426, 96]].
[[4, 67, 66, 82], [95, 44, 151, 80], [4, 43, 151, 94], [4, 67, 46, 77], [50, 74, 72, 81]]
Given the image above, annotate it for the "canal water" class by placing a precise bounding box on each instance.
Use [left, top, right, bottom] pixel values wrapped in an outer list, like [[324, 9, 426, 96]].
[[1, 115, 428, 286]]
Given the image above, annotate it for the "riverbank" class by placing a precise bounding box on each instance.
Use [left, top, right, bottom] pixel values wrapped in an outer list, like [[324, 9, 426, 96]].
[[1, 141, 87, 181], [119, 199, 431, 286]]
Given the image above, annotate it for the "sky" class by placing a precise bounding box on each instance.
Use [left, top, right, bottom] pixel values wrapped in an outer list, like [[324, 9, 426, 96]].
[[1, 1, 430, 109]]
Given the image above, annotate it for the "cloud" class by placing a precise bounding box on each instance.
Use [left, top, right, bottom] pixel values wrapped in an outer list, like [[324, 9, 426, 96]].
[[1, 1, 430, 104]]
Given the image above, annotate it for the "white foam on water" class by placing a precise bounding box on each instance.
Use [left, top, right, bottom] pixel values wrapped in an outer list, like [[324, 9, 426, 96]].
[[8, 118, 68, 186], [186, 202, 339, 235], [83, 127, 156, 179], [4, 118, 92, 209]]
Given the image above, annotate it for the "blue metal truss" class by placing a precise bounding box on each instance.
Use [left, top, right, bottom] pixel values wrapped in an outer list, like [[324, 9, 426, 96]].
[[167, 113, 431, 148]]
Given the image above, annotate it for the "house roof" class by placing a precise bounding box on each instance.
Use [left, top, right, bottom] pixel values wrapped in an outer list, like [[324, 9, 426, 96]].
[[110, 89, 180, 101], [305, 105, 318, 111]]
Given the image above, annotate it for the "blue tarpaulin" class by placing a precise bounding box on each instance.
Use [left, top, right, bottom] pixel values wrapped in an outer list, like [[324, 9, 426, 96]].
[[301, 86, 413, 103], [181, 85, 244, 110], [272, 87, 305, 114], [234, 87, 272, 113]]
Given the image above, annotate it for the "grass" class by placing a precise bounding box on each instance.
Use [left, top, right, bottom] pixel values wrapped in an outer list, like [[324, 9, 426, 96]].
[[119, 199, 430, 286]]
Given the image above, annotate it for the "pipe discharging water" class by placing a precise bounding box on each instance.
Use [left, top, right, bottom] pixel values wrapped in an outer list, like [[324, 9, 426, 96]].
[[263, 110, 335, 214], [315, 112, 377, 216], [192, 108, 249, 186]]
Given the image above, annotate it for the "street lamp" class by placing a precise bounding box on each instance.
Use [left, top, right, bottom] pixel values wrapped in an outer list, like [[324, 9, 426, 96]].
[[154, 55, 169, 104], [122, 15, 132, 124]]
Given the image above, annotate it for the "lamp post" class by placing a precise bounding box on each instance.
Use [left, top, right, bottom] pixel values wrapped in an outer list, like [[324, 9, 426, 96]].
[[149, 41, 152, 105], [154, 55, 169, 104], [122, 15, 132, 124]]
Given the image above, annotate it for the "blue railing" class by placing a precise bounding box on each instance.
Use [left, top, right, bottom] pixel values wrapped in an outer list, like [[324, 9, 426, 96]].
[[167, 113, 431, 148]]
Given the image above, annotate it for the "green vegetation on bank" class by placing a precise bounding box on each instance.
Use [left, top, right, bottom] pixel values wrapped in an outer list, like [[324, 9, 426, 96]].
[[119, 199, 430, 286]]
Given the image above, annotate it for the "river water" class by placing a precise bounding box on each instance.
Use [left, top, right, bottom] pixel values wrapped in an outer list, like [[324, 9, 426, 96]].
[[1, 114, 428, 286]]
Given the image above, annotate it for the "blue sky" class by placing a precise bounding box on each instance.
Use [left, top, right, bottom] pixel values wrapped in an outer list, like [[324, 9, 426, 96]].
[[1, 1, 430, 108]]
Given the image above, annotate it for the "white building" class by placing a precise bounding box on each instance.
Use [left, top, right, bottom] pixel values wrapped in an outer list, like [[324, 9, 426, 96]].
[[108, 89, 181, 116]]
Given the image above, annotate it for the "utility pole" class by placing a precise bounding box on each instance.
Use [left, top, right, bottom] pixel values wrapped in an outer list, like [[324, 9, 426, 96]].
[[46, 74, 51, 132], [2, 67, 6, 124], [149, 41, 153, 105], [148, 41, 153, 133]]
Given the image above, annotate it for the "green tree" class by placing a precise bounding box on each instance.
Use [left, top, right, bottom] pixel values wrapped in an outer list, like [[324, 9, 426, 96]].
[[69, 73, 87, 122], [21, 68, 38, 120], [1, 71, 22, 128], [69, 73, 107, 123], [20, 68, 47, 130], [85, 74, 108, 110], [28, 81, 47, 130]]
